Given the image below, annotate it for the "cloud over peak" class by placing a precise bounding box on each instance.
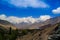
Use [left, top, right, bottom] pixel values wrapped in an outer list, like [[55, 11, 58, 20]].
[[39, 15, 51, 21], [4, 0, 49, 8], [0, 14, 51, 24]]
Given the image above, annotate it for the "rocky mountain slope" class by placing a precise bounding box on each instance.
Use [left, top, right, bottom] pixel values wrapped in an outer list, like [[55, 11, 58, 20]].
[[27, 16, 60, 29], [0, 16, 60, 40], [16, 17, 60, 40], [0, 19, 16, 29]]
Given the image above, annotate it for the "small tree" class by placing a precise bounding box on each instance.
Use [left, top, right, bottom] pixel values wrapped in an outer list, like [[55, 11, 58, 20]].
[[9, 27, 12, 34]]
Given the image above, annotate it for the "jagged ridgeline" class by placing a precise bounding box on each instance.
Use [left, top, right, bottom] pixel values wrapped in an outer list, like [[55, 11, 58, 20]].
[[0, 17, 60, 40]]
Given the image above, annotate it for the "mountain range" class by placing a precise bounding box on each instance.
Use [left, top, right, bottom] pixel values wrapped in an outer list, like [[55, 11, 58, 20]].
[[0, 16, 60, 29], [14, 16, 60, 29]]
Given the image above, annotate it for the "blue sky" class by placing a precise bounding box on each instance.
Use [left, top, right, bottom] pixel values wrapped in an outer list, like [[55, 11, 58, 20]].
[[0, 0, 60, 17], [0, 0, 60, 24]]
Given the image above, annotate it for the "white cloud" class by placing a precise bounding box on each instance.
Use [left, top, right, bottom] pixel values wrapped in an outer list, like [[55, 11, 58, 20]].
[[52, 7, 60, 14], [0, 14, 7, 20], [39, 15, 51, 21], [0, 14, 51, 24], [4, 0, 49, 8]]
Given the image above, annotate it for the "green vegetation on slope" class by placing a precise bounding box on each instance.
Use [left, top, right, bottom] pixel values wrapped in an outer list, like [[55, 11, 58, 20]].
[[0, 26, 19, 40]]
